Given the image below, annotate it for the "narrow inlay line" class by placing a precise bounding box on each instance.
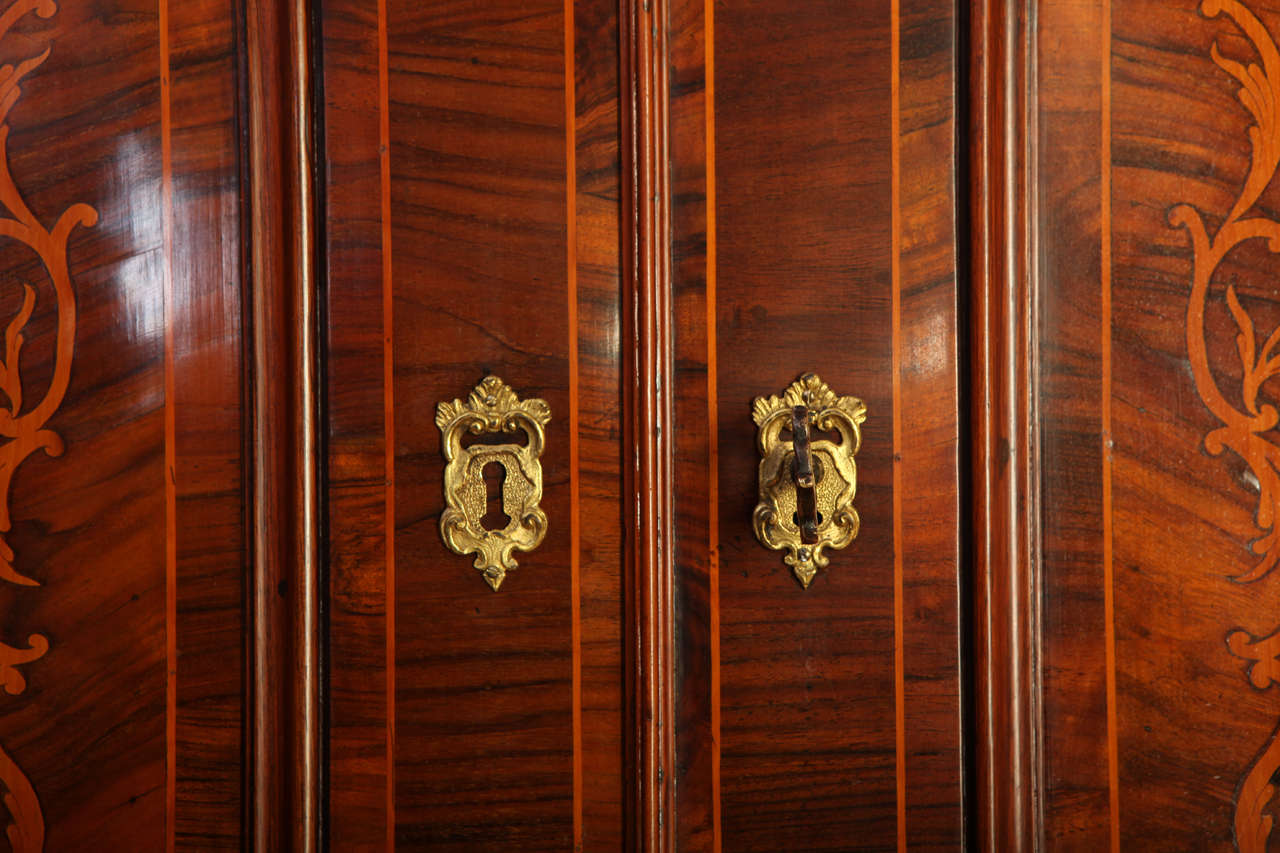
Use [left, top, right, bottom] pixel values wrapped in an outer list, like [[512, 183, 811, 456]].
[[1100, 1, 1120, 848], [158, 0, 177, 849], [564, 0, 582, 845], [378, 0, 396, 846], [890, 0, 906, 849], [704, 0, 721, 848]]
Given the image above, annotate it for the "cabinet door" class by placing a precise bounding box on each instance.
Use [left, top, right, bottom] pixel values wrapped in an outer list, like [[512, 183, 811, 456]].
[[0, 0, 249, 848], [321, 0, 627, 848], [320, 0, 965, 849], [1009, 0, 1280, 849], [663, 0, 965, 848]]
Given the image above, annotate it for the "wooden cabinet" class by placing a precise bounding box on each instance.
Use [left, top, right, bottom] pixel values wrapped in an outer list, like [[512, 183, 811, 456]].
[[321, 0, 626, 847], [997, 0, 1280, 849], [319, 0, 964, 848], [665, 0, 963, 849], [0, 1, 247, 848], [4, 0, 1280, 850]]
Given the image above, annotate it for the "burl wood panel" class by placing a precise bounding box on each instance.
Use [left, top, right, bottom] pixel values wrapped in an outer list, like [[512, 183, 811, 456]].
[[669, 0, 963, 849], [0, 0, 245, 849], [1037, 0, 1280, 848], [322, 0, 624, 847]]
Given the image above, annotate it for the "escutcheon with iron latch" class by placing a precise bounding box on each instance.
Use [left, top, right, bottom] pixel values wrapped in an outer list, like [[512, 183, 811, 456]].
[[752, 373, 867, 588]]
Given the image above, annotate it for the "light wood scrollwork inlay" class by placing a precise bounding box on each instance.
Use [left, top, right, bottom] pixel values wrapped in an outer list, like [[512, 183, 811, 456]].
[[1228, 627, 1280, 851], [0, 1, 98, 850], [1172, 2, 1280, 849]]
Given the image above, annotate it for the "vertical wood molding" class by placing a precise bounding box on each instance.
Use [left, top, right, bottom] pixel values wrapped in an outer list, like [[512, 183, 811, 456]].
[[969, 0, 1041, 848], [243, 0, 321, 848], [621, 0, 676, 847]]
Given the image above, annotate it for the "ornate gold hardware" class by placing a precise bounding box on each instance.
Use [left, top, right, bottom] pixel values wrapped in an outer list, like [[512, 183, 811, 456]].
[[436, 376, 550, 590], [752, 373, 866, 588]]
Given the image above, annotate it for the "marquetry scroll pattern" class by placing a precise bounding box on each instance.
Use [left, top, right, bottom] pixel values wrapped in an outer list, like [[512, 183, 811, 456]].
[[0, 2, 98, 850], [1171, 2, 1280, 849]]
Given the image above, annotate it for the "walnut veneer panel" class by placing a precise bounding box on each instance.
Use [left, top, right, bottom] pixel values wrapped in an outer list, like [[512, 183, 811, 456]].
[[0, 0, 246, 849], [669, 0, 964, 849], [1037, 0, 1280, 848], [322, 0, 625, 847]]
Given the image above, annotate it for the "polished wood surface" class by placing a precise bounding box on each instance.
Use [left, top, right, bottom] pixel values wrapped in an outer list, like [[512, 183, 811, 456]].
[[39, 0, 1280, 848], [321, 0, 626, 847], [0, 0, 967, 848], [969, 0, 1037, 848], [243, 0, 321, 845], [894, 0, 966, 846], [322, 0, 967, 848], [321, 0, 396, 847], [167, 0, 249, 845], [667, 0, 964, 849], [1023, 0, 1280, 849], [620, 0, 676, 845], [0, 0, 249, 848]]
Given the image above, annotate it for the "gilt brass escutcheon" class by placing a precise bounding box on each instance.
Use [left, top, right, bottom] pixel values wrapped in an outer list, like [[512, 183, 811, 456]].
[[436, 376, 550, 590], [752, 373, 867, 588]]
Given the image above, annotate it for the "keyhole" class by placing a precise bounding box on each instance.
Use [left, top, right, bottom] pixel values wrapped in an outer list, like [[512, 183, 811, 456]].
[[480, 461, 510, 531]]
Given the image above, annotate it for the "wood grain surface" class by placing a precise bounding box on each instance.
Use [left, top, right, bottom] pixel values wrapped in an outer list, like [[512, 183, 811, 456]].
[[243, 0, 322, 846], [1029, 0, 1280, 849], [968, 0, 1038, 849], [167, 0, 248, 846], [1034, 0, 1109, 845], [322, 0, 395, 847], [669, 0, 964, 849], [620, 0, 676, 845], [0, 0, 249, 849], [322, 0, 625, 847]]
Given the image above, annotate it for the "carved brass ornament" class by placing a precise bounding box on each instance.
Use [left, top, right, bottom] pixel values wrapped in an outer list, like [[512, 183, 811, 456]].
[[437, 376, 550, 590], [751, 374, 866, 588]]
